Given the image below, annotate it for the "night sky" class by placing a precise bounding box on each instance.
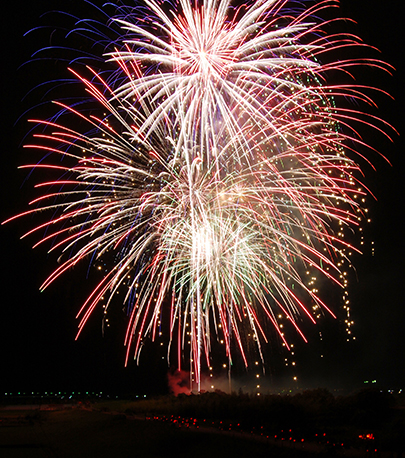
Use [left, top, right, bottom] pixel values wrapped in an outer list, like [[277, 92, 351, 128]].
[[1, 0, 404, 396]]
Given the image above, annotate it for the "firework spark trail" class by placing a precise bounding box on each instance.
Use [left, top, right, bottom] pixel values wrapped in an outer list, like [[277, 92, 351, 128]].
[[4, 0, 395, 390]]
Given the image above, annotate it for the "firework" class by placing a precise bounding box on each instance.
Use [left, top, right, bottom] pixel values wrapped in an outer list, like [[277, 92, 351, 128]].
[[5, 0, 394, 390]]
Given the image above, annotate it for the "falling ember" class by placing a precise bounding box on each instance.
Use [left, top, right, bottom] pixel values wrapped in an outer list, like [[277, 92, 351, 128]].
[[4, 0, 395, 390]]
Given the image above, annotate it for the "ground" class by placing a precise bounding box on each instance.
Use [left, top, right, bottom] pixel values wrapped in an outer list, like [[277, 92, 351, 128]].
[[0, 406, 340, 458]]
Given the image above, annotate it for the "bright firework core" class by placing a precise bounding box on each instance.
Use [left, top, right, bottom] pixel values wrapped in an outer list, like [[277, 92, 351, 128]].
[[6, 0, 394, 391]]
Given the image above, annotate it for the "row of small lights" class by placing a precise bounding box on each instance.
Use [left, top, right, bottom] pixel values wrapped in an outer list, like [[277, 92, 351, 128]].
[[145, 414, 380, 452], [3, 392, 148, 399], [4, 386, 401, 397]]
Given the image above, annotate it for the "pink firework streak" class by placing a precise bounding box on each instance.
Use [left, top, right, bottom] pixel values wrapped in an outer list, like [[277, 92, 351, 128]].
[[4, 0, 396, 391]]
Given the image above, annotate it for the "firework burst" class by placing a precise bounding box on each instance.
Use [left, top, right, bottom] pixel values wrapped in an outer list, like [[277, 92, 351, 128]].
[[5, 0, 394, 390]]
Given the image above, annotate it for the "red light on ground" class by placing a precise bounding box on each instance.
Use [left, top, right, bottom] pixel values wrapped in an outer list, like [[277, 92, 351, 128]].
[[359, 433, 375, 440]]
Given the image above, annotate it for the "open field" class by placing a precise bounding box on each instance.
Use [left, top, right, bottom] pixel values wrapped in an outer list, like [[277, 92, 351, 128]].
[[0, 406, 325, 458], [1, 389, 404, 457]]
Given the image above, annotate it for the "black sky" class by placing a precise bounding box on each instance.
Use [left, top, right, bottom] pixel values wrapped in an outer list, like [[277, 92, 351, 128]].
[[1, 0, 404, 396]]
